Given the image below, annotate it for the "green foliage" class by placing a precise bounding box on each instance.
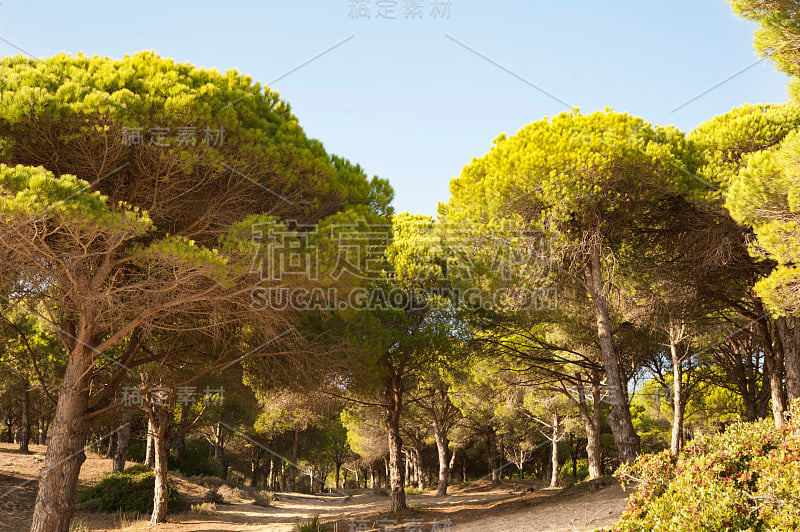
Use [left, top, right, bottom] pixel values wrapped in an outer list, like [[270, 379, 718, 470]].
[[609, 412, 800, 531], [190, 502, 217, 515], [560, 458, 590, 484], [171, 439, 217, 477], [76, 465, 180, 514]]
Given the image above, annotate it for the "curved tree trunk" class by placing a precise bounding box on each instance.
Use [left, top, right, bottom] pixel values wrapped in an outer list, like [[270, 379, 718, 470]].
[[30, 343, 93, 532]]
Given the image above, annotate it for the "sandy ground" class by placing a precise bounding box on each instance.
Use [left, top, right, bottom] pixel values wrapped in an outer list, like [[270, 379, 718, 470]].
[[0, 443, 629, 531]]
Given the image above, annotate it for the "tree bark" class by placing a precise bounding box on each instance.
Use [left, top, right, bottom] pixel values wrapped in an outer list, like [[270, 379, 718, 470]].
[[287, 429, 299, 492], [669, 325, 686, 455], [576, 375, 603, 480], [432, 416, 450, 495], [385, 371, 407, 511], [150, 407, 170, 525], [486, 426, 501, 485], [19, 379, 30, 453], [30, 342, 92, 532], [549, 413, 560, 488], [38, 416, 49, 446], [777, 317, 800, 404], [113, 410, 132, 473], [584, 244, 641, 463], [758, 313, 786, 427], [145, 417, 155, 468]]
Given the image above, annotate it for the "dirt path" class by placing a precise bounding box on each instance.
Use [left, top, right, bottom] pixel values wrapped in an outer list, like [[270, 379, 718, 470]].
[[0, 443, 628, 531], [453, 484, 628, 532]]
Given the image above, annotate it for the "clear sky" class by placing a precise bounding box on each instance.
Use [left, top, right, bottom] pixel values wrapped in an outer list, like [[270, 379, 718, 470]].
[[0, 1, 789, 215]]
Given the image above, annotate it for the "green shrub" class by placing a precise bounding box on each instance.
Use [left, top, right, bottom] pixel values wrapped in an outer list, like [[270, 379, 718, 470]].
[[76, 465, 180, 514], [190, 502, 217, 515], [126, 442, 146, 463], [560, 458, 589, 484], [254, 490, 276, 507], [404, 486, 423, 495], [171, 439, 217, 477], [372, 487, 389, 497], [197, 475, 225, 489], [607, 414, 800, 531]]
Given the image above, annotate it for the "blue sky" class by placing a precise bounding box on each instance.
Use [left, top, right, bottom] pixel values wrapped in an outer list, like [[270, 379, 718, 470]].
[[0, 1, 789, 215]]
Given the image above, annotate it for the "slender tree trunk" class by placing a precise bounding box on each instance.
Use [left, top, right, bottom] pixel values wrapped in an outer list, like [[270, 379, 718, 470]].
[[335, 463, 341, 490], [669, 325, 686, 455], [268, 458, 274, 490], [413, 447, 424, 491], [777, 317, 800, 403], [549, 414, 560, 488], [19, 379, 30, 453], [432, 417, 450, 495], [486, 427, 501, 485], [38, 416, 49, 445], [584, 245, 641, 463], [150, 407, 169, 525], [576, 376, 602, 480], [113, 410, 132, 473], [173, 406, 189, 469], [145, 417, 155, 468], [287, 429, 299, 492], [758, 313, 786, 427], [30, 341, 93, 532], [385, 371, 407, 511]]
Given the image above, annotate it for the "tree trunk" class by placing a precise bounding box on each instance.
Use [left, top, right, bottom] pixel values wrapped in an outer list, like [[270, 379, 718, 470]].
[[38, 416, 49, 445], [30, 342, 93, 532], [145, 417, 155, 468], [486, 427, 501, 485], [584, 245, 641, 463], [19, 379, 30, 453], [335, 462, 341, 490], [113, 410, 132, 473], [287, 429, 299, 492], [778, 317, 800, 403], [575, 375, 602, 480], [150, 407, 170, 525], [267, 458, 274, 490], [105, 431, 116, 458], [669, 325, 686, 455], [758, 314, 786, 427], [549, 413, 560, 488], [173, 406, 189, 469], [432, 417, 450, 495], [385, 371, 407, 511]]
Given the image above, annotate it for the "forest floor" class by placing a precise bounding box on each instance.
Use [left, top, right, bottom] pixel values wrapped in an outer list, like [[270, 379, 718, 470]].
[[0, 443, 629, 531]]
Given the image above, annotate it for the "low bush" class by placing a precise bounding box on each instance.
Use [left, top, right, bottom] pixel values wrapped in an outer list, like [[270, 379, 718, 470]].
[[189, 502, 217, 515], [607, 413, 800, 531], [76, 465, 180, 514], [254, 490, 276, 507], [203, 487, 226, 504]]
